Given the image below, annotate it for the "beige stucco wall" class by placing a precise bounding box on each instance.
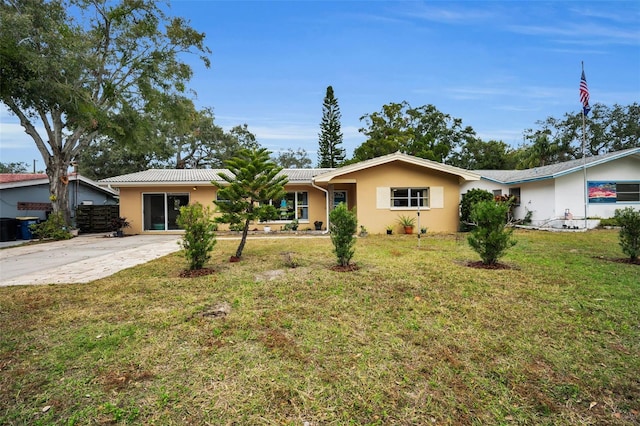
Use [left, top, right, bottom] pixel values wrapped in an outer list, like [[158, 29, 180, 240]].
[[118, 184, 328, 234], [330, 162, 462, 234], [118, 185, 217, 234]]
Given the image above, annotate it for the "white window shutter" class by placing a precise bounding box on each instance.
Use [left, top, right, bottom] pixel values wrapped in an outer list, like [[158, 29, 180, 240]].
[[431, 186, 444, 208], [376, 187, 389, 209]]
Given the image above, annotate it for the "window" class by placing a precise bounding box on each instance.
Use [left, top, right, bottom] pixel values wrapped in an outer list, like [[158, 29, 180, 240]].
[[391, 188, 429, 208], [588, 181, 640, 203], [509, 188, 521, 206], [269, 191, 309, 221], [493, 190, 502, 197], [616, 183, 640, 202]]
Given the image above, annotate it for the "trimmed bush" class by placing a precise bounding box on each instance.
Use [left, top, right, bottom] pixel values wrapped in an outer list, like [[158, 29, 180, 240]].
[[467, 200, 516, 265], [177, 203, 217, 270], [614, 207, 640, 261], [329, 202, 358, 267]]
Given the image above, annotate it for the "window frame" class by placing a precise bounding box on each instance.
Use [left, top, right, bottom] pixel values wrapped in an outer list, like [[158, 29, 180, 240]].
[[509, 187, 521, 206], [142, 192, 190, 231], [588, 181, 640, 204], [616, 182, 640, 202], [390, 187, 429, 210], [264, 191, 309, 222]]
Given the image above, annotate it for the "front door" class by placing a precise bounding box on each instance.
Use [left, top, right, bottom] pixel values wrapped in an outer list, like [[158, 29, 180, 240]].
[[333, 190, 347, 209]]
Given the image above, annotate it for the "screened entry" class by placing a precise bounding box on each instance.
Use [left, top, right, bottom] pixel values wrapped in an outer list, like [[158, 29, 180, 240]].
[[143, 193, 189, 231]]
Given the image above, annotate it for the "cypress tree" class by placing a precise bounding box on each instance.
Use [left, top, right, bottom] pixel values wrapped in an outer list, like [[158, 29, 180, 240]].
[[318, 86, 346, 168]]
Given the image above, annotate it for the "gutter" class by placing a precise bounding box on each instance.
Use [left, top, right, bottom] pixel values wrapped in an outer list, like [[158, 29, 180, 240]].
[[311, 179, 330, 234]]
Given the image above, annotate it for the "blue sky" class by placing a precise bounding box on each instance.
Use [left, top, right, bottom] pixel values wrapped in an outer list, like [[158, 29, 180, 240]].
[[1, 0, 639, 168]]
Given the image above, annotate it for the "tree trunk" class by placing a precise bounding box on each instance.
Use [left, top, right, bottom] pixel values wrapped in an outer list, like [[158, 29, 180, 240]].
[[47, 156, 72, 225], [235, 218, 251, 258]]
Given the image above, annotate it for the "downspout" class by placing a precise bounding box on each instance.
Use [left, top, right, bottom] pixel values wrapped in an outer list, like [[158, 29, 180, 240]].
[[311, 179, 330, 234]]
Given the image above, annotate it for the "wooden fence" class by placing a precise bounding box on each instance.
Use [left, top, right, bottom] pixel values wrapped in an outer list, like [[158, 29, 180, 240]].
[[76, 205, 119, 233]]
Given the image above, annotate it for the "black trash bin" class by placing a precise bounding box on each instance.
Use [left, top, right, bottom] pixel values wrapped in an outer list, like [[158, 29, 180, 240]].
[[0, 217, 18, 242], [16, 217, 39, 240]]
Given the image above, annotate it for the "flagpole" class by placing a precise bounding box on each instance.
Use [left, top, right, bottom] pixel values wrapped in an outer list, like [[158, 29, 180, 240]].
[[581, 61, 588, 229]]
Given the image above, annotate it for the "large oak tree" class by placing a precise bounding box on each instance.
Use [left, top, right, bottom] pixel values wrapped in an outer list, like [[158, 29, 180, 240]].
[[354, 101, 477, 163], [0, 0, 210, 223]]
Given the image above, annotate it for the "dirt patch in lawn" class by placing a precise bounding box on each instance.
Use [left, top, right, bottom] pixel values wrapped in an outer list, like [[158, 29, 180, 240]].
[[594, 256, 640, 266], [330, 263, 360, 272], [178, 267, 216, 278], [464, 261, 515, 270]]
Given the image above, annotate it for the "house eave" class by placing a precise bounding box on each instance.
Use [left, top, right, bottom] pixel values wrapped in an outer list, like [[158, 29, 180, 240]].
[[313, 152, 481, 183]]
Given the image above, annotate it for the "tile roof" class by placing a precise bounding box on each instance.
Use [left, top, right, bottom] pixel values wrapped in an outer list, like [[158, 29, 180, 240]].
[[99, 169, 232, 184], [0, 173, 48, 183], [0, 173, 118, 196], [279, 168, 335, 182], [99, 168, 333, 185], [476, 147, 640, 184], [97, 148, 639, 187]]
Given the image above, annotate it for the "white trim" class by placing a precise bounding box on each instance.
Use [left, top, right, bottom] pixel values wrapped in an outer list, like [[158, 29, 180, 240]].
[[314, 152, 481, 183]]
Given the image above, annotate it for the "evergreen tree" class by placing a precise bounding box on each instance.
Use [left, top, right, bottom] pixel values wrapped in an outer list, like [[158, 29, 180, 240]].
[[213, 148, 288, 259], [318, 86, 346, 168], [329, 202, 358, 267]]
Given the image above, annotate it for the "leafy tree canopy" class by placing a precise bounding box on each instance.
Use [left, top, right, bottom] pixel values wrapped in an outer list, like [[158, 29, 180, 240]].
[[273, 148, 312, 169], [354, 101, 477, 163], [0, 162, 30, 173], [449, 139, 519, 170], [0, 0, 210, 223], [519, 103, 639, 168]]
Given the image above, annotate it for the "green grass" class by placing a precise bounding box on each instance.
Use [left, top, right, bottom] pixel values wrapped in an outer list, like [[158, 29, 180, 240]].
[[1, 230, 638, 425]]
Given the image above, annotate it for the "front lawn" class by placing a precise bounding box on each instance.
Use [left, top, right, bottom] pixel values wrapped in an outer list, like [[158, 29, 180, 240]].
[[0, 230, 638, 425]]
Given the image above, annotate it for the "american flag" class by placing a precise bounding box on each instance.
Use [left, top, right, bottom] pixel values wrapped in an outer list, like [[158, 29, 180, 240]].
[[580, 69, 591, 115]]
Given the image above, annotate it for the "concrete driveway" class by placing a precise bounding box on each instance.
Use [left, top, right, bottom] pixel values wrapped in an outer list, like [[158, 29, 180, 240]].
[[0, 234, 182, 287]]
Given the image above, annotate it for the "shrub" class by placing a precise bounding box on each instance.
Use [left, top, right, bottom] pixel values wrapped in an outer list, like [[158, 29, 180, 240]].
[[176, 203, 217, 270], [599, 217, 619, 227], [614, 207, 640, 261], [29, 212, 72, 240], [460, 189, 494, 231], [467, 200, 516, 265], [329, 202, 358, 266]]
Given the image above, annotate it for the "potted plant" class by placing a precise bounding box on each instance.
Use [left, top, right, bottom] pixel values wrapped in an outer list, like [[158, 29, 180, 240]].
[[314, 220, 323, 231], [397, 215, 416, 234], [386, 224, 394, 235], [359, 225, 368, 237], [420, 227, 428, 234], [110, 217, 130, 237]]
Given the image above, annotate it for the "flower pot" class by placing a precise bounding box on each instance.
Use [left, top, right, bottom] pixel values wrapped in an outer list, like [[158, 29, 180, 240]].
[[404, 226, 414, 234], [386, 230, 393, 235], [314, 222, 323, 231]]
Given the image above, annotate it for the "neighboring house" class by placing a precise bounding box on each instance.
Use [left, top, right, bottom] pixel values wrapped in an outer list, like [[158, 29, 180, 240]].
[[0, 173, 119, 222], [99, 152, 480, 235], [462, 147, 640, 228]]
